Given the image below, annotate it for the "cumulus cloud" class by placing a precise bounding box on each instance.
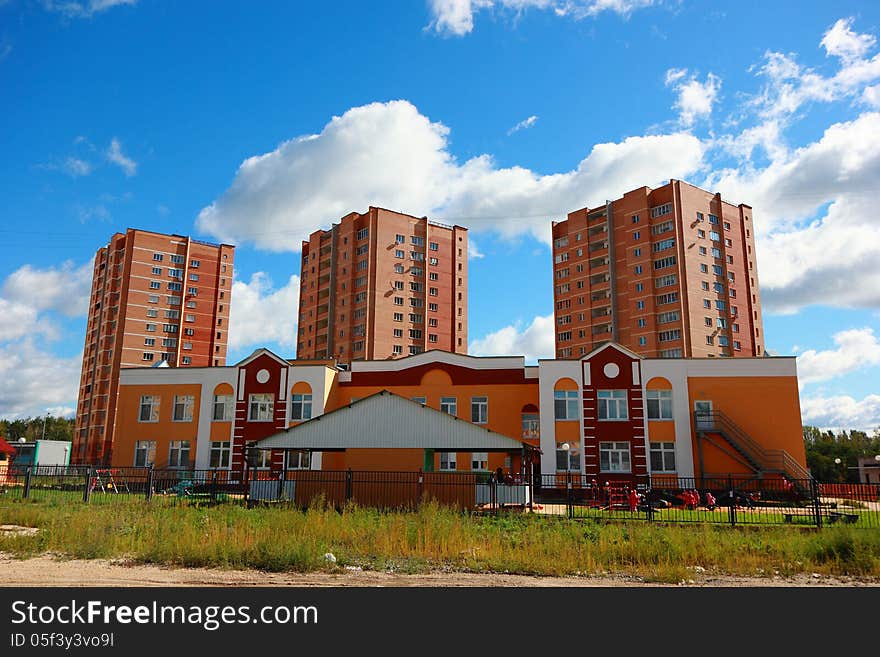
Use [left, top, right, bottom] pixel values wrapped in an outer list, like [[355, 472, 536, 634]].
[[507, 115, 538, 135], [0, 340, 82, 420], [706, 113, 880, 312], [863, 84, 880, 108], [197, 100, 705, 251], [469, 313, 554, 363], [800, 394, 880, 432], [106, 137, 137, 176], [427, 0, 655, 36], [2, 261, 92, 317], [228, 272, 300, 351], [665, 68, 721, 126], [0, 299, 48, 342], [796, 328, 880, 384], [821, 17, 877, 63]]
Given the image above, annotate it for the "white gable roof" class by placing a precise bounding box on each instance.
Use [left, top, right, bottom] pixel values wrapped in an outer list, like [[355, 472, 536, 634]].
[[255, 390, 528, 452]]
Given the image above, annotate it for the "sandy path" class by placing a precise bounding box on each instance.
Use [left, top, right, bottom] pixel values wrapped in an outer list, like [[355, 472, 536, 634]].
[[1, 553, 877, 587]]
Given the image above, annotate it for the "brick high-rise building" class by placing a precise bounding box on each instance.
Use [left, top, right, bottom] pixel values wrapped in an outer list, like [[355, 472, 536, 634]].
[[297, 207, 468, 362], [73, 229, 235, 464], [551, 179, 765, 359]]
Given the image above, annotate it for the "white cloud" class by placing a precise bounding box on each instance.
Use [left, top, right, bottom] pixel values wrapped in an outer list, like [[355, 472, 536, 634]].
[[800, 393, 880, 432], [0, 299, 46, 342], [63, 156, 92, 177], [507, 115, 538, 135], [106, 137, 137, 176], [665, 68, 721, 126], [0, 340, 81, 420], [228, 272, 300, 351], [197, 100, 704, 251], [469, 313, 554, 363], [748, 19, 880, 121], [427, 0, 655, 36], [821, 17, 876, 63], [796, 328, 880, 385], [2, 261, 92, 317], [42, 0, 137, 19], [468, 240, 485, 259], [705, 112, 880, 312], [863, 84, 880, 108]]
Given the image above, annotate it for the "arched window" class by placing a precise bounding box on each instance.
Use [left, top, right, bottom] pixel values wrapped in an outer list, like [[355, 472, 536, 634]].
[[521, 403, 539, 440], [553, 377, 579, 421], [645, 377, 673, 420], [211, 383, 234, 422], [290, 382, 313, 421]]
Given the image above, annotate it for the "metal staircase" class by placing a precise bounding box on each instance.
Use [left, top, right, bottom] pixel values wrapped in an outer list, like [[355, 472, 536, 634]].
[[694, 411, 813, 491]]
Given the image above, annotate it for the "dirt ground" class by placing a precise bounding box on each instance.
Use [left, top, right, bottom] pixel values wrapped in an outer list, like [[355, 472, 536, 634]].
[[1, 552, 878, 587]]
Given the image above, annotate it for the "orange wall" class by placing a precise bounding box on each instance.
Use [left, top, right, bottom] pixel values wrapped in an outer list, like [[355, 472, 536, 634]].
[[687, 375, 806, 472], [334, 380, 537, 443], [112, 383, 202, 467]]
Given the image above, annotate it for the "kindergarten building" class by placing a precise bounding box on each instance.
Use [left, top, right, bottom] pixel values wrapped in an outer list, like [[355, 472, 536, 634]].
[[111, 343, 808, 485]]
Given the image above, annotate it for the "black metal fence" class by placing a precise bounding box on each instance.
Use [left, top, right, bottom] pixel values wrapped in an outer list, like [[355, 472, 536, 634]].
[[0, 466, 529, 512], [3, 465, 878, 528], [534, 473, 880, 528]]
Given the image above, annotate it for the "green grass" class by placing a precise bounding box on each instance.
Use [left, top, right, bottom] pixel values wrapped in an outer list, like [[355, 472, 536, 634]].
[[1, 497, 879, 581]]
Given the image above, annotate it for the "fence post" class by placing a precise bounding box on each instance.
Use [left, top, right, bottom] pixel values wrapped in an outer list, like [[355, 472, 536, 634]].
[[567, 470, 573, 519], [277, 467, 286, 501], [23, 466, 32, 499], [811, 478, 822, 529], [83, 466, 94, 503], [728, 475, 736, 527], [345, 468, 353, 503], [417, 469, 424, 508], [527, 467, 533, 512], [145, 466, 154, 501], [211, 469, 218, 501]]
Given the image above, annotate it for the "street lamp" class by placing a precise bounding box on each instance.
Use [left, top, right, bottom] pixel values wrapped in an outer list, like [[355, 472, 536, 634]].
[[560, 442, 572, 518], [561, 443, 571, 478]]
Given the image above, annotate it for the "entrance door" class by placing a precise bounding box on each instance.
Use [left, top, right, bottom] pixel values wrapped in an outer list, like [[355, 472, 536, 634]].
[[694, 400, 713, 430]]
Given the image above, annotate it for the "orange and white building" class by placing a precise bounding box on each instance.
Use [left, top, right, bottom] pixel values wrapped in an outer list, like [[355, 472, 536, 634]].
[[112, 344, 807, 485]]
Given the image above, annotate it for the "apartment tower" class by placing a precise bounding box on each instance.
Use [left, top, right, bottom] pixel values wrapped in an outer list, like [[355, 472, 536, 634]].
[[297, 207, 468, 362], [73, 229, 235, 464], [551, 179, 764, 359]]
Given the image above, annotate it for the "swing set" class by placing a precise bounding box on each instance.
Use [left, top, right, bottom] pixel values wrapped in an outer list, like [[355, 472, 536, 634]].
[[88, 468, 131, 494]]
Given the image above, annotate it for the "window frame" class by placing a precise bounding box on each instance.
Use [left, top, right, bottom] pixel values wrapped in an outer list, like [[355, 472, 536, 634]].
[[290, 393, 313, 421], [138, 395, 160, 423], [172, 395, 194, 422], [553, 389, 580, 421], [599, 441, 632, 473], [134, 440, 157, 467], [248, 393, 275, 422], [471, 396, 488, 424], [646, 389, 673, 420], [597, 390, 628, 421], [167, 440, 191, 468]]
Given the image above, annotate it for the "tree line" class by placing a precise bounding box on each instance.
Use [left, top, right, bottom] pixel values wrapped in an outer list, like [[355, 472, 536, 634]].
[[0, 416, 75, 444], [803, 426, 880, 483]]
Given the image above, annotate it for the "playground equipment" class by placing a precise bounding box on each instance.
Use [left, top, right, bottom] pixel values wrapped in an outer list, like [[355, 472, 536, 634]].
[[89, 469, 130, 494]]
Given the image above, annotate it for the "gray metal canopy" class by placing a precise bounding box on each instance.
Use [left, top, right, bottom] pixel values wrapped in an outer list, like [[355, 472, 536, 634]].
[[254, 390, 530, 452]]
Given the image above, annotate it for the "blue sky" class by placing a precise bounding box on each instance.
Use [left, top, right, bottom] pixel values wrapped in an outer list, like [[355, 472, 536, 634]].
[[1, 0, 879, 430]]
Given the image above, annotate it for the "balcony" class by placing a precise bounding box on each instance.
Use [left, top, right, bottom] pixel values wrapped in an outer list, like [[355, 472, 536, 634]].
[[591, 306, 612, 319]]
